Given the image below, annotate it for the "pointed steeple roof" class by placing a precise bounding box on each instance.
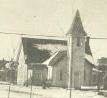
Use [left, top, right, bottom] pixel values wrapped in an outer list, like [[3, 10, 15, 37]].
[[67, 10, 86, 36]]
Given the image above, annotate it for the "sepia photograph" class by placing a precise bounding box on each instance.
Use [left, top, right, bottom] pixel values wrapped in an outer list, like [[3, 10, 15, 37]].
[[0, 0, 107, 98]]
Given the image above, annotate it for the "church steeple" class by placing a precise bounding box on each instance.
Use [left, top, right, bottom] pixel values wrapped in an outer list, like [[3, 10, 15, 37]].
[[67, 10, 86, 36]]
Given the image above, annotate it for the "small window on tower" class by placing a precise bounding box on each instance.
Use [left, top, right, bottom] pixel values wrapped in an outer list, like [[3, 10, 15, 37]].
[[77, 37, 81, 46]]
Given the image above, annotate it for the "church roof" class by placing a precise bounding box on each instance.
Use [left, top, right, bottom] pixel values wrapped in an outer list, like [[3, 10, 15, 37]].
[[85, 37, 95, 66], [85, 37, 92, 55], [22, 36, 94, 66], [45, 49, 95, 67], [42, 51, 67, 66], [85, 54, 95, 66], [67, 10, 86, 36], [42, 51, 59, 65], [22, 37, 67, 64]]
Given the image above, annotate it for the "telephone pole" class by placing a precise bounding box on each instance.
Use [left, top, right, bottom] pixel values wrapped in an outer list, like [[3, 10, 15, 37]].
[[67, 35, 73, 98]]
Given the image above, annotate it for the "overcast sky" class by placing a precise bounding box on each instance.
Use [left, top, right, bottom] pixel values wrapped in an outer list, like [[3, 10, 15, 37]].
[[0, 0, 107, 63]]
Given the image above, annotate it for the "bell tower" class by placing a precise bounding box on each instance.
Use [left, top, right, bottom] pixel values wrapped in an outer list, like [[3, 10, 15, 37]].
[[67, 10, 87, 89]]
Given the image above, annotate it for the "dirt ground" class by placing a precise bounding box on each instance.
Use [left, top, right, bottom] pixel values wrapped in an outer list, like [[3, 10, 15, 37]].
[[0, 84, 106, 98]]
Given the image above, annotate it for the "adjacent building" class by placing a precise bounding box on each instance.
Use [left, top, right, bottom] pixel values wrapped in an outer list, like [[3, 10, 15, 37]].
[[0, 59, 17, 83], [98, 57, 107, 89]]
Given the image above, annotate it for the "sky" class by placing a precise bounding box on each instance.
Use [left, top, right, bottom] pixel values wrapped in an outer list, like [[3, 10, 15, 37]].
[[0, 0, 107, 63]]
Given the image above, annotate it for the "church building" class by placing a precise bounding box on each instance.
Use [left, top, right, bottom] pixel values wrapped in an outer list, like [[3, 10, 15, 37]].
[[17, 10, 95, 89]]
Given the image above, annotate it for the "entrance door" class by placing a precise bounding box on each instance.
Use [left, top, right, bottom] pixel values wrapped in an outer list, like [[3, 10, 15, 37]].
[[33, 71, 42, 85]]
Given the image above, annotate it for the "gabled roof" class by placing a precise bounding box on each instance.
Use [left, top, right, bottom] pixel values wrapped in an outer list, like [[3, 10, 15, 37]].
[[43, 49, 95, 67], [43, 51, 67, 66], [85, 37, 92, 55], [85, 54, 95, 67], [22, 37, 67, 64], [67, 10, 86, 36], [42, 51, 59, 65], [85, 37, 95, 66]]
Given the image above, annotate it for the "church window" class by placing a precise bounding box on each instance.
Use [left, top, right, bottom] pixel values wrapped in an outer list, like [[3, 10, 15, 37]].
[[59, 70, 63, 81], [77, 37, 82, 47]]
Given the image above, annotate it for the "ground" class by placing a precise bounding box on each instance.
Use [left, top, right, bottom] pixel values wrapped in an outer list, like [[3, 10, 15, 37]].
[[0, 84, 106, 98]]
